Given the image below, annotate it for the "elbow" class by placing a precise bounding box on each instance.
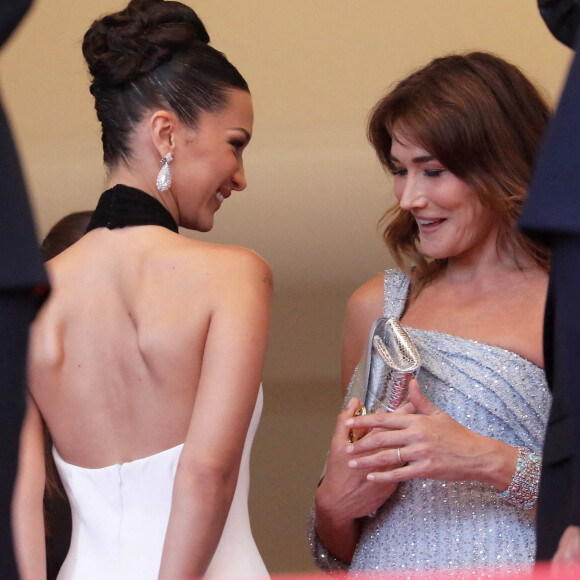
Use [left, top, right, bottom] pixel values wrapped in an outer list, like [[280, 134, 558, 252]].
[[174, 457, 238, 499]]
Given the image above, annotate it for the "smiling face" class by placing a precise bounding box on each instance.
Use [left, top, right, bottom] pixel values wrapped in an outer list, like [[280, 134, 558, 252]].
[[389, 132, 500, 263], [171, 89, 254, 232]]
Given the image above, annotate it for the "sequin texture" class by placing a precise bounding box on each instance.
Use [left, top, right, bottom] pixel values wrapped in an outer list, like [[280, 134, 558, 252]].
[[309, 269, 551, 575]]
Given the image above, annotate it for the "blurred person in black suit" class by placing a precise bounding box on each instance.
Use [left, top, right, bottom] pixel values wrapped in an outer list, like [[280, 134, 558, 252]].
[[0, 0, 48, 576], [520, 0, 580, 565]]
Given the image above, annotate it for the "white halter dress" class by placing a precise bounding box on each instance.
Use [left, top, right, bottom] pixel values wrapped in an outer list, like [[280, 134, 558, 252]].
[[53, 387, 269, 580]]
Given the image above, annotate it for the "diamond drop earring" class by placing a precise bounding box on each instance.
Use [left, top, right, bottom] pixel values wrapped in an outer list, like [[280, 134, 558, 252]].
[[156, 152, 173, 193]]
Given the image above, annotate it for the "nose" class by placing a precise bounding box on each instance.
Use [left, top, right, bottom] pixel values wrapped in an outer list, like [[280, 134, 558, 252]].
[[232, 163, 247, 192], [396, 176, 426, 211]]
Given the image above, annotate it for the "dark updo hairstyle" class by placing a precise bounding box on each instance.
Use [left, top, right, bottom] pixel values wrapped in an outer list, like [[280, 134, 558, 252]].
[[82, 0, 249, 166], [368, 51, 551, 294]]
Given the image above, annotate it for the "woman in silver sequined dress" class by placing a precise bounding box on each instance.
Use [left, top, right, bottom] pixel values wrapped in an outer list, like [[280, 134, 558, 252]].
[[310, 52, 552, 573]]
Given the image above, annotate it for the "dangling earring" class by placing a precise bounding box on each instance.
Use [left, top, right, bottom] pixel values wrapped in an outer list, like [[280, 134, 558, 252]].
[[156, 152, 173, 193]]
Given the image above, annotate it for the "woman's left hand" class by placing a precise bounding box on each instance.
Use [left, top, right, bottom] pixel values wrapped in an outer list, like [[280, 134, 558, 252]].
[[346, 379, 518, 490]]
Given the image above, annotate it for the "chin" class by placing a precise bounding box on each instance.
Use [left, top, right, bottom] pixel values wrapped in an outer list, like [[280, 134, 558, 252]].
[[419, 241, 450, 261], [421, 250, 450, 262], [201, 219, 216, 232], [189, 223, 212, 233], [184, 216, 214, 232]]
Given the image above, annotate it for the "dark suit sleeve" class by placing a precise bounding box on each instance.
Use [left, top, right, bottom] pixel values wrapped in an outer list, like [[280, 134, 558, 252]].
[[539, 0, 580, 47], [550, 238, 580, 526], [521, 24, 580, 560], [0, 95, 47, 290], [520, 35, 580, 238], [0, 1, 48, 576], [0, 0, 34, 48]]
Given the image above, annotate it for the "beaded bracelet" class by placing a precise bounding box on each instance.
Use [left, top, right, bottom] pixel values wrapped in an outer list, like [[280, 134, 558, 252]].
[[498, 446, 541, 510]]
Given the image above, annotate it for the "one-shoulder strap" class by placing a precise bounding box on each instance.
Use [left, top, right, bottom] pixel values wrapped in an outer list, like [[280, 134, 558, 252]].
[[383, 268, 410, 319]]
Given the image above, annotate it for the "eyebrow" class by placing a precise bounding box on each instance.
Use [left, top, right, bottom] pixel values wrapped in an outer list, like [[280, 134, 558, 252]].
[[389, 153, 435, 164]]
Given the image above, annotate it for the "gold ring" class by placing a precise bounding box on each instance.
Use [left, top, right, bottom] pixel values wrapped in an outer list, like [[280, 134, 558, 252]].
[[397, 447, 402, 464], [348, 406, 368, 443]]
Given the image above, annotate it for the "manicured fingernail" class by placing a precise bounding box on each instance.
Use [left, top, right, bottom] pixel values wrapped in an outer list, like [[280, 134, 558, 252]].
[[345, 418, 354, 426], [367, 474, 375, 481], [348, 460, 358, 468], [346, 444, 354, 454]]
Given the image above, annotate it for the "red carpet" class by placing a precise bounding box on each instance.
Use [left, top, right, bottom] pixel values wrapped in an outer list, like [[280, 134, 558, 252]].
[[268, 563, 580, 580]]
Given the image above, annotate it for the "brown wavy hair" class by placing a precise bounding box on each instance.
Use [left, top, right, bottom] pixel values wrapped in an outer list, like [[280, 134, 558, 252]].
[[368, 51, 551, 294]]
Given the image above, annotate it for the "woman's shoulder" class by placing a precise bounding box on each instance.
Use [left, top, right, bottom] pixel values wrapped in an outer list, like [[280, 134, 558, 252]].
[[340, 273, 386, 391], [207, 241, 270, 277], [171, 238, 273, 292], [347, 269, 407, 313], [348, 273, 385, 313], [344, 273, 385, 339]]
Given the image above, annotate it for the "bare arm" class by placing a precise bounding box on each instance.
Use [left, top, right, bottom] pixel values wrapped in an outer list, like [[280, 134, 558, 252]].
[[12, 395, 47, 580], [340, 275, 384, 395], [158, 251, 272, 579], [315, 276, 393, 564]]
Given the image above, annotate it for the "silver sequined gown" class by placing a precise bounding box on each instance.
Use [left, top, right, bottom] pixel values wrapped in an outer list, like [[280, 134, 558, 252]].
[[310, 270, 551, 574]]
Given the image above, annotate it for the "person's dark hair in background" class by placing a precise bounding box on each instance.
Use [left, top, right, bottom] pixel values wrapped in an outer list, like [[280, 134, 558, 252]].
[[0, 1, 48, 576], [41, 212, 93, 262]]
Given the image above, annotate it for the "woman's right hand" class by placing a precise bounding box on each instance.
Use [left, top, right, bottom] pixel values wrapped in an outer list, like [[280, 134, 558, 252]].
[[316, 398, 400, 521], [314, 396, 415, 565]]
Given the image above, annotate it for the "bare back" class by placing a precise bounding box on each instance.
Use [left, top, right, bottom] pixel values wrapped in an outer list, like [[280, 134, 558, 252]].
[[28, 225, 271, 468]]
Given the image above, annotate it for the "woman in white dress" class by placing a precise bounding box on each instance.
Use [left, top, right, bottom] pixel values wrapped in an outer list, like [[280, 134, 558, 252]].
[[12, 1, 271, 579]]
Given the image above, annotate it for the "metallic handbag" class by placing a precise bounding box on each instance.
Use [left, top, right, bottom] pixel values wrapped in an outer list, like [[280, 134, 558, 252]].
[[349, 317, 421, 442]]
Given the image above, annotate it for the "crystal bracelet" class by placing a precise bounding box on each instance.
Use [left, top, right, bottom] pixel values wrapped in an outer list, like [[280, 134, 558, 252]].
[[498, 446, 541, 510]]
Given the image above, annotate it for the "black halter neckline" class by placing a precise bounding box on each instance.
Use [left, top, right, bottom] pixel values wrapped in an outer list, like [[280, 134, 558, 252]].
[[86, 184, 179, 234]]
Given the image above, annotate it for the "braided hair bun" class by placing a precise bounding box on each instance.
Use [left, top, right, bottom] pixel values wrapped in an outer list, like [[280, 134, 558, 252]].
[[82, 0, 248, 166]]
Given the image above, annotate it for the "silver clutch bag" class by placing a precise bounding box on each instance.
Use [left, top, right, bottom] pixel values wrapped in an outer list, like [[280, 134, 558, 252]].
[[349, 317, 421, 442]]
